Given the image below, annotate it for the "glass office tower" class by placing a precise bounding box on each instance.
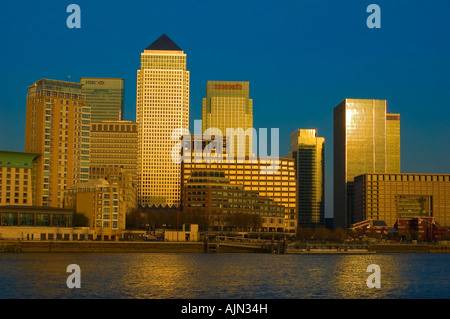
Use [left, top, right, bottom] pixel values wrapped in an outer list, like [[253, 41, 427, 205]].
[[202, 81, 253, 157], [136, 34, 190, 207], [288, 129, 325, 228], [333, 99, 400, 229], [80, 78, 124, 122]]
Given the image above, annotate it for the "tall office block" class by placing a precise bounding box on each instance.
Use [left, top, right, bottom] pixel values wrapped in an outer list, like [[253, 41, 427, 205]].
[[136, 34, 190, 207], [80, 78, 124, 122], [288, 129, 325, 228], [333, 98, 400, 229], [25, 79, 91, 207], [386, 113, 401, 173], [202, 81, 253, 157], [90, 121, 138, 182]]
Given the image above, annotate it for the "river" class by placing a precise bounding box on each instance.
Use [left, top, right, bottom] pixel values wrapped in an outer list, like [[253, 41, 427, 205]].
[[0, 252, 449, 299]]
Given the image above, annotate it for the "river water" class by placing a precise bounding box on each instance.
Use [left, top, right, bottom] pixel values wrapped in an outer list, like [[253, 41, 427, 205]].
[[0, 252, 449, 299]]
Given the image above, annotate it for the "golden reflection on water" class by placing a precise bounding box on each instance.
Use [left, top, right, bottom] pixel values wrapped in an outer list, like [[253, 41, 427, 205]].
[[2, 253, 447, 299], [331, 254, 403, 298], [116, 254, 198, 298]]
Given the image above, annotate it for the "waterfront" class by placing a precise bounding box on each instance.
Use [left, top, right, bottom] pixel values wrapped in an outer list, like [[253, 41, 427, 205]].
[[0, 252, 449, 299]]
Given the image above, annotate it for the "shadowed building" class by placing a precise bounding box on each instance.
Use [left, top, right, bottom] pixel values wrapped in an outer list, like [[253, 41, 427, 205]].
[[287, 129, 325, 228]]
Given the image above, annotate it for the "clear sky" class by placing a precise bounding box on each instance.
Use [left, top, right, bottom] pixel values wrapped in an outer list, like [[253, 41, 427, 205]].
[[0, 0, 449, 217]]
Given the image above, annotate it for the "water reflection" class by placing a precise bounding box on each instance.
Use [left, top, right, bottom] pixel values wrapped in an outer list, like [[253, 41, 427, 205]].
[[0, 253, 449, 299]]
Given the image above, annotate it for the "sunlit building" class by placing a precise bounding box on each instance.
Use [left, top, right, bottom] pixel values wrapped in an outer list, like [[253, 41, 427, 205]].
[[180, 136, 297, 233], [0, 151, 40, 206], [64, 178, 126, 240], [80, 78, 124, 122], [202, 81, 253, 157], [25, 79, 91, 207], [182, 170, 286, 232], [90, 121, 138, 182], [89, 165, 137, 214], [353, 173, 450, 228], [287, 129, 325, 228], [136, 34, 190, 207], [333, 99, 400, 229]]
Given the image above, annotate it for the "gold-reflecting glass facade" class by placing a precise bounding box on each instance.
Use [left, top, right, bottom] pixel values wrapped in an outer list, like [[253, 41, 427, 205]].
[[354, 173, 450, 228], [386, 113, 401, 173], [136, 36, 190, 207], [334, 99, 400, 229], [202, 81, 253, 157], [287, 129, 325, 228]]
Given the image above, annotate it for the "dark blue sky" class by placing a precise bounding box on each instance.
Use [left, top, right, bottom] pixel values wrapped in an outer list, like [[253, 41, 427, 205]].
[[1, 0, 449, 217]]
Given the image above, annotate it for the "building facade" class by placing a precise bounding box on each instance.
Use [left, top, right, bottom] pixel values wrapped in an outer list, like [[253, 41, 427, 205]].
[[136, 34, 190, 207], [80, 78, 124, 122], [180, 137, 297, 233], [353, 173, 450, 228], [333, 99, 400, 229], [25, 79, 91, 207], [89, 121, 138, 182], [89, 165, 137, 214], [182, 170, 286, 232], [0, 151, 40, 206], [64, 179, 126, 240], [287, 129, 325, 228], [202, 81, 253, 157]]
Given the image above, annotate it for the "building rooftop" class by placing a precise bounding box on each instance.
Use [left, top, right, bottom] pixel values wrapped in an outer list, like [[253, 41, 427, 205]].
[[145, 34, 182, 51], [0, 151, 40, 168]]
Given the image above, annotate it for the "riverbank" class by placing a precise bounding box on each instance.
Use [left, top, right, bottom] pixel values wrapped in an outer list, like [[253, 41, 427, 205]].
[[1, 240, 449, 253]]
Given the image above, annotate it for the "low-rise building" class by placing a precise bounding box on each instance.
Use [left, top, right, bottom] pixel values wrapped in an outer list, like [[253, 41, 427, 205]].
[[395, 217, 449, 241], [0, 205, 95, 240], [349, 219, 388, 239], [354, 173, 450, 228], [0, 151, 40, 206], [182, 170, 286, 232], [64, 179, 126, 240]]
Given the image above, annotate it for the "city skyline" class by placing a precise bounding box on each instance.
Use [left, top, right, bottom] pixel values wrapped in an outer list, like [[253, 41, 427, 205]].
[[1, 0, 449, 219]]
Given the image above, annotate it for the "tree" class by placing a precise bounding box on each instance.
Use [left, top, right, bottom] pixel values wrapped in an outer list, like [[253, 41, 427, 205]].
[[126, 208, 147, 230], [72, 212, 89, 227], [331, 227, 349, 242], [296, 227, 314, 241]]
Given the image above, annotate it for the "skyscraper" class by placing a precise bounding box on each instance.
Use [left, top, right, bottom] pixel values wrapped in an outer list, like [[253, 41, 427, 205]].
[[202, 81, 253, 157], [386, 113, 401, 173], [288, 129, 325, 228], [80, 78, 124, 122], [136, 34, 190, 207], [333, 98, 400, 229], [25, 79, 91, 207]]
